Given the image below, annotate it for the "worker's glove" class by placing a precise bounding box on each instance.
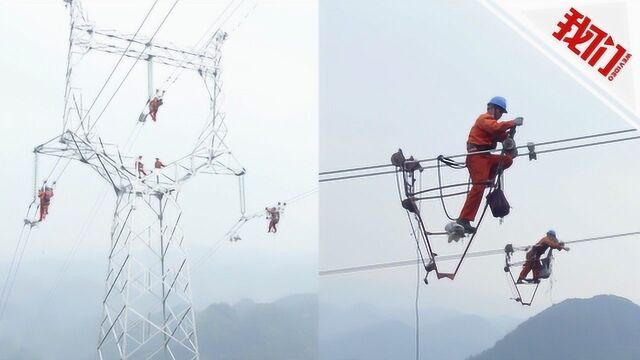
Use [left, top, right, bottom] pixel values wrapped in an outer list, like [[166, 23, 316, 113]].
[[564, 247, 571, 251], [513, 117, 524, 126]]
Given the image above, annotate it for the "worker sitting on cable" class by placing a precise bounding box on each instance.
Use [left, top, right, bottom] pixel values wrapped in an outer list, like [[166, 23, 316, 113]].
[[517, 230, 570, 284], [37, 185, 54, 221], [135, 155, 147, 178], [148, 94, 164, 122], [456, 96, 523, 234], [266, 206, 281, 233]]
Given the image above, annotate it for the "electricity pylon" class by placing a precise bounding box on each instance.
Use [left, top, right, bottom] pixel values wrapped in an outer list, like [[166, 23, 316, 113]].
[[33, 1, 246, 358]]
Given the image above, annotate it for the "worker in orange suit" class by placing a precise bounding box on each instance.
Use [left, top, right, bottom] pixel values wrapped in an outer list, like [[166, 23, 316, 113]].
[[154, 157, 165, 183], [456, 96, 523, 234], [148, 96, 163, 122], [154, 158, 166, 169], [517, 230, 570, 284], [135, 155, 147, 178], [38, 186, 54, 221], [266, 206, 280, 233]]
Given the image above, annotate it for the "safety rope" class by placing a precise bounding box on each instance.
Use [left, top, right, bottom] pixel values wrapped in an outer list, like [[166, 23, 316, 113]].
[[435, 156, 469, 221], [414, 246, 421, 360], [395, 170, 431, 274]]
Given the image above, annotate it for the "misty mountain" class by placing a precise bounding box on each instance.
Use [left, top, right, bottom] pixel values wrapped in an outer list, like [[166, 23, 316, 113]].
[[470, 295, 640, 360], [320, 305, 517, 360], [0, 293, 316, 360], [198, 293, 317, 360]]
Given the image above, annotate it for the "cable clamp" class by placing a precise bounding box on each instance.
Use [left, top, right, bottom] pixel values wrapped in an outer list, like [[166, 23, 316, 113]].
[[527, 142, 537, 161]]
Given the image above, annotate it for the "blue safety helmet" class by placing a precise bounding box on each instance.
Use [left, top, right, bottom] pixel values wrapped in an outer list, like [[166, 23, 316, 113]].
[[547, 230, 557, 238], [488, 96, 508, 113]]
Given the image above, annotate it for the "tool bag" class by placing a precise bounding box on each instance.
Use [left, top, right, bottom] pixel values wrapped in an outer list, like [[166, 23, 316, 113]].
[[486, 181, 510, 218]]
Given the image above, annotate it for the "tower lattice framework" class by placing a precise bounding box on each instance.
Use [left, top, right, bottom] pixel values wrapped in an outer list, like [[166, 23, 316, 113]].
[[33, 2, 246, 358]]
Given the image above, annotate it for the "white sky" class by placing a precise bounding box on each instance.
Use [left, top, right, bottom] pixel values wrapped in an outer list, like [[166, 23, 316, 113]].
[[0, 0, 318, 342], [319, 0, 640, 321], [1, 0, 639, 357]]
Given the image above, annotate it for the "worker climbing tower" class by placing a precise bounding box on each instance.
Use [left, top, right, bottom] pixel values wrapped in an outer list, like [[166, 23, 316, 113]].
[[32, 1, 246, 358]]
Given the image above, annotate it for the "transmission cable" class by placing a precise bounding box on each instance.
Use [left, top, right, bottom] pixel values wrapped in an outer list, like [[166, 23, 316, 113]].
[[77, 0, 161, 131], [319, 129, 638, 183], [88, 0, 181, 133], [319, 231, 640, 276], [193, 187, 318, 269]]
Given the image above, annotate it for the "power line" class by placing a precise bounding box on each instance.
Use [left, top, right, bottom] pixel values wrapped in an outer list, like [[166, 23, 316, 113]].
[[30, 1, 260, 314], [193, 187, 318, 269], [159, 0, 251, 92], [40, 0, 161, 187], [77, 0, 160, 131], [536, 135, 640, 155], [0, 226, 34, 319], [37, 187, 111, 316], [318, 231, 640, 276], [319, 128, 636, 176], [88, 0, 181, 133], [319, 128, 638, 183], [10, 0, 182, 327], [285, 187, 318, 204]]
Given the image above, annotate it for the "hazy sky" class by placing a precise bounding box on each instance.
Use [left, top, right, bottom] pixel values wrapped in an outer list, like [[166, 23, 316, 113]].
[[1, 0, 639, 358], [0, 0, 317, 350], [320, 0, 640, 320]]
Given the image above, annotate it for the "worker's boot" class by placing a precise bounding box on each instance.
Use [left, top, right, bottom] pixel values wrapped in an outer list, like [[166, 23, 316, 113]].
[[456, 219, 476, 234], [445, 222, 465, 243]]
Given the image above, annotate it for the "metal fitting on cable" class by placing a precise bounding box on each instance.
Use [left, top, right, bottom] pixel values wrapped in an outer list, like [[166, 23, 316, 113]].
[[504, 243, 514, 254], [503, 138, 516, 151], [527, 142, 537, 161]]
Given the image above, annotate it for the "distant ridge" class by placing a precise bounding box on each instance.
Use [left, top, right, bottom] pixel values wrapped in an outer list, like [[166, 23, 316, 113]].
[[470, 295, 640, 360]]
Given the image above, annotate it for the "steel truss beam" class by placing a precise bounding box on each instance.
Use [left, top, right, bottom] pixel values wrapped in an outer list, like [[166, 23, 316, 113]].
[[98, 192, 199, 359], [28, 2, 250, 358]]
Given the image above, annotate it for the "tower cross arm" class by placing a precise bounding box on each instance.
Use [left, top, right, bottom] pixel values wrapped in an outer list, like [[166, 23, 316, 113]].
[[35, 131, 135, 192], [77, 26, 220, 72]]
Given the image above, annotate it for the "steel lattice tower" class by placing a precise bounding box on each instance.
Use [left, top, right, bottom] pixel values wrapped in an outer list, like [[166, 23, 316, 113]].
[[33, 1, 246, 358]]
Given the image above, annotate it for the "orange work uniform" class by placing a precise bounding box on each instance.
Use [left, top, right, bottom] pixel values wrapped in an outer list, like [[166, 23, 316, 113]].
[[135, 160, 147, 178], [38, 188, 54, 221], [149, 97, 163, 122], [458, 113, 515, 221], [266, 208, 280, 233], [518, 236, 564, 281]]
